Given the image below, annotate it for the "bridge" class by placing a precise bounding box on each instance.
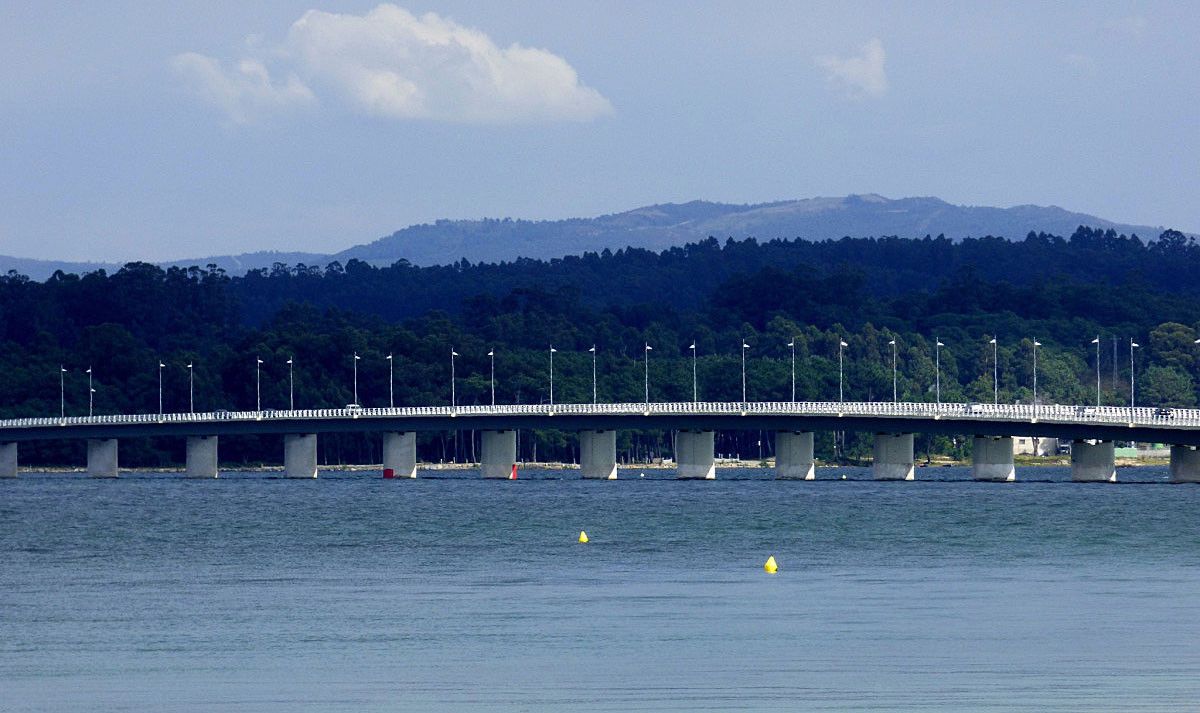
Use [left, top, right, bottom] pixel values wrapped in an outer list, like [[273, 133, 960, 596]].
[[3, 400, 1200, 483]]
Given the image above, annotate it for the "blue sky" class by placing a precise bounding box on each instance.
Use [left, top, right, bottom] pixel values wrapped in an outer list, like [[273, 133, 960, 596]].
[[0, 1, 1196, 261]]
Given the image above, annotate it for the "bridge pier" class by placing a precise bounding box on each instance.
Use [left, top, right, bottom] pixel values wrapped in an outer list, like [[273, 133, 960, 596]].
[[676, 430, 716, 479], [873, 433, 915, 480], [1169, 445, 1200, 483], [972, 436, 1016, 482], [383, 432, 417, 478], [283, 434, 318, 479], [0, 442, 15, 478], [579, 430, 618, 479], [185, 436, 219, 478], [775, 431, 815, 480], [1071, 440, 1116, 482], [481, 429, 517, 478], [87, 438, 119, 478]]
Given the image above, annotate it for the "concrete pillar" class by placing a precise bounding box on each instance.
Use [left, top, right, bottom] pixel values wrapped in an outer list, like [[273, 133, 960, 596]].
[[185, 436, 219, 479], [775, 431, 815, 480], [0, 442, 16, 478], [1169, 445, 1200, 483], [383, 432, 418, 478], [579, 430, 618, 480], [676, 430, 716, 480], [480, 429, 517, 479], [972, 436, 1016, 482], [87, 438, 119, 478], [1071, 440, 1116, 483], [283, 433, 318, 479], [873, 433, 915, 481]]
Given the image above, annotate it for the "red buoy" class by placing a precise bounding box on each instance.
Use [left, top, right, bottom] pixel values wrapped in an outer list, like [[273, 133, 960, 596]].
[[383, 468, 395, 479], [510, 464, 518, 480]]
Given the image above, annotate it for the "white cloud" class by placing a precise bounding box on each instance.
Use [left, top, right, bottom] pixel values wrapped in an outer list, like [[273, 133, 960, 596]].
[[171, 53, 314, 125], [171, 4, 611, 125], [816, 38, 888, 100]]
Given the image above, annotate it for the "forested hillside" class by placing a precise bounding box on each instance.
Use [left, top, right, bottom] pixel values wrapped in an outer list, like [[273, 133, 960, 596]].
[[2, 226, 1199, 466]]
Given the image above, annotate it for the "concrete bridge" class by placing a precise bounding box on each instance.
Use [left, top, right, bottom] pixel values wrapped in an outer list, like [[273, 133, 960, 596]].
[[2, 401, 1200, 483]]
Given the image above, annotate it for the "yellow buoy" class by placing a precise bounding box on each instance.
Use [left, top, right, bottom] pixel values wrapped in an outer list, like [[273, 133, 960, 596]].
[[578, 531, 589, 544], [764, 556, 778, 574]]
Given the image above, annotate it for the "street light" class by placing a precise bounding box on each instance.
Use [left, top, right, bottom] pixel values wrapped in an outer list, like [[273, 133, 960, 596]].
[[86, 366, 94, 417], [690, 342, 698, 403], [487, 350, 495, 406], [549, 345, 557, 406], [644, 343, 653, 408], [255, 357, 263, 412], [988, 337, 998, 405], [888, 338, 897, 403], [588, 345, 597, 404], [787, 339, 796, 402], [741, 340, 750, 405], [1130, 338, 1140, 420], [186, 363, 193, 413], [935, 339, 945, 405], [386, 353, 394, 408], [158, 361, 165, 415], [1031, 339, 1041, 418], [286, 358, 294, 410], [450, 348, 458, 410], [59, 365, 67, 419], [1090, 336, 1101, 407], [838, 340, 848, 404], [352, 352, 361, 405]]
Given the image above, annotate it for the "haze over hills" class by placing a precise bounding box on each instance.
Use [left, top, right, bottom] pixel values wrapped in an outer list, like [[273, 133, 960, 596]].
[[0, 195, 1182, 280]]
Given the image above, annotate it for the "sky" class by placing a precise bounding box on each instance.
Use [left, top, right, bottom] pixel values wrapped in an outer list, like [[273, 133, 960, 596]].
[[0, 1, 1196, 262]]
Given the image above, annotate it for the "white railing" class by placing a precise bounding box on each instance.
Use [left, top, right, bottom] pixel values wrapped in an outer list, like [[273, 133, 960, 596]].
[[0, 400, 1197, 431]]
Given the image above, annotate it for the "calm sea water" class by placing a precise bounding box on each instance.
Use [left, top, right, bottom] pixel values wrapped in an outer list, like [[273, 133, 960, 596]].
[[4, 466, 1200, 712]]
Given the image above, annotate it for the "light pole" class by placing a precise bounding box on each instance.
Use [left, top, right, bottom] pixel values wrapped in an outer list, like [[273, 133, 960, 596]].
[[1130, 338, 1139, 420], [838, 340, 848, 404], [644, 343, 652, 408], [286, 358, 294, 410], [888, 338, 897, 403], [255, 357, 262, 412], [989, 337, 998, 404], [1091, 336, 1101, 407], [741, 340, 750, 405], [352, 352, 360, 405], [935, 339, 944, 405], [549, 345, 557, 406], [690, 342, 698, 403], [86, 366, 93, 417], [787, 339, 796, 402], [450, 348, 458, 410], [59, 365, 67, 419], [588, 345, 597, 404], [186, 363, 193, 413], [158, 361, 165, 415], [386, 354, 394, 408], [1031, 339, 1041, 418], [488, 350, 495, 406]]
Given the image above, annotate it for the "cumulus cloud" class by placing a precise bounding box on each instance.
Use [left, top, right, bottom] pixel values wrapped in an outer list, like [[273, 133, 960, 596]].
[[816, 38, 888, 99], [171, 53, 314, 125], [171, 4, 611, 124]]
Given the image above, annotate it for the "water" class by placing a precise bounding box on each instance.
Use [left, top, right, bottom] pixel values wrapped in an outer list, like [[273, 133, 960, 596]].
[[4, 466, 1200, 711]]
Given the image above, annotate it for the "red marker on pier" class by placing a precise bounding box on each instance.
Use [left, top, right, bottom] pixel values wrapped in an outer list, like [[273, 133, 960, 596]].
[[510, 464, 518, 480]]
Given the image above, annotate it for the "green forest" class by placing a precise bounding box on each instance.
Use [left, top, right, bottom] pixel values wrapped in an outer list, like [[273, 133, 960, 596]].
[[3, 226, 1200, 466]]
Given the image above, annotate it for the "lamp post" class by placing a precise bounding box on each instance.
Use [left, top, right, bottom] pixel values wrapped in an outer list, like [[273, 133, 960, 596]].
[[450, 348, 458, 411], [741, 341, 750, 405], [989, 337, 998, 405], [787, 339, 796, 402], [386, 354, 394, 408], [838, 340, 848, 404], [86, 366, 93, 417], [690, 342, 698, 403], [352, 352, 361, 405], [888, 338, 897, 403], [186, 363, 193, 413], [1130, 338, 1139, 420], [1091, 336, 1101, 407], [644, 343, 652, 408], [255, 357, 262, 412], [935, 340, 944, 405], [588, 345, 597, 404], [549, 345, 557, 406], [60, 365, 67, 419], [158, 361, 165, 415], [1031, 339, 1041, 418], [488, 350, 495, 406], [286, 358, 294, 410]]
